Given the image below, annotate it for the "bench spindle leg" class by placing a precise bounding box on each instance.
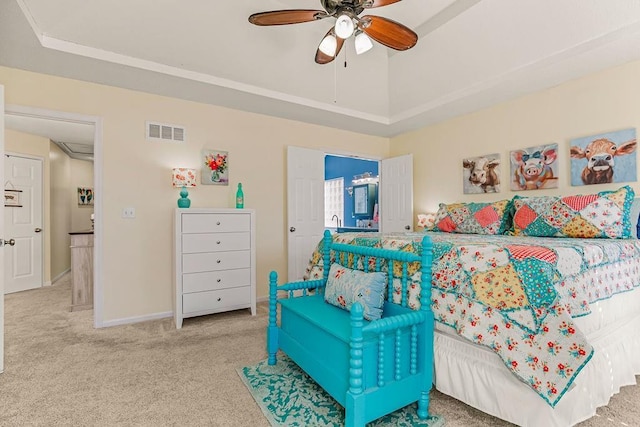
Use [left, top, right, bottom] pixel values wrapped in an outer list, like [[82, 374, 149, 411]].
[[267, 271, 279, 365], [417, 391, 429, 420], [346, 302, 365, 427]]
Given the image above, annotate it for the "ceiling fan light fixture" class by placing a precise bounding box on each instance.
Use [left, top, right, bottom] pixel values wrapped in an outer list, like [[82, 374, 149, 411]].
[[334, 14, 355, 39], [355, 32, 373, 55], [318, 34, 338, 56]]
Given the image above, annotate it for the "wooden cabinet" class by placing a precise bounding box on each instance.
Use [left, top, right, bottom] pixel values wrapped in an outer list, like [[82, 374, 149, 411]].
[[174, 208, 256, 329], [69, 231, 94, 311]]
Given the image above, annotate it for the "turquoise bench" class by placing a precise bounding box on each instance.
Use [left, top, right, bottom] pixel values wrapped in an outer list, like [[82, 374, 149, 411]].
[[267, 230, 434, 427]]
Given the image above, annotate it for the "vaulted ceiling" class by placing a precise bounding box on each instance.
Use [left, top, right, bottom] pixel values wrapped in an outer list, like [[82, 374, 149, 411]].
[[1, 0, 640, 137]]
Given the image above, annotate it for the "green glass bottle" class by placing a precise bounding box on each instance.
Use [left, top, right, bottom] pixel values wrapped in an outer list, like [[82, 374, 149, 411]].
[[236, 183, 244, 209]]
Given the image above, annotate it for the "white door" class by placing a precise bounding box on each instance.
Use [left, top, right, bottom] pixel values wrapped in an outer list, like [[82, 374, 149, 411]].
[[380, 154, 414, 233], [4, 155, 44, 294], [287, 146, 325, 282], [1, 84, 5, 372]]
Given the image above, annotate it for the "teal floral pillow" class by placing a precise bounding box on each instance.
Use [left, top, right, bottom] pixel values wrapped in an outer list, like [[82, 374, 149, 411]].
[[324, 263, 387, 321]]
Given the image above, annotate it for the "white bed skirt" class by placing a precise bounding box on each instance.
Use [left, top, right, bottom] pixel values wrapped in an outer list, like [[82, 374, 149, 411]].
[[433, 292, 640, 427]]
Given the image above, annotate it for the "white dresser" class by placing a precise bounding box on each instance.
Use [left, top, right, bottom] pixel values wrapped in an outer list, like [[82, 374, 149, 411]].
[[174, 208, 256, 329]]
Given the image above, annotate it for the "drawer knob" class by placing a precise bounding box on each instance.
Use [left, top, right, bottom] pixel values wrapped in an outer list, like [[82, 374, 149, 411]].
[[216, 260, 221, 264], [216, 221, 221, 225], [216, 240, 221, 244], [217, 279, 221, 283], [217, 297, 222, 302]]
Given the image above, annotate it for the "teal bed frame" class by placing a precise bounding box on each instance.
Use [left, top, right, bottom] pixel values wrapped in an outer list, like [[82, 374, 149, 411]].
[[267, 230, 434, 426]]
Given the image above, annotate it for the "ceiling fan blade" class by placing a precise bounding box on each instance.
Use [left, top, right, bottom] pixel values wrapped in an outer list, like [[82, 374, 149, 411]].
[[248, 10, 328, 26], [358, 15, 418, 50], [365, 0, 402, 8], [315, 29, 345, 65]]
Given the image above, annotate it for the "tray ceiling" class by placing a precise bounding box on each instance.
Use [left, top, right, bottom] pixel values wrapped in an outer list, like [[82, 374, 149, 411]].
[[1, 0, 640, 137]]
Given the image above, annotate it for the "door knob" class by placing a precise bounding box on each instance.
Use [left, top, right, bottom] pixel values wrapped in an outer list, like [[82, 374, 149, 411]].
[[3, 239, 16, 246], [290, 227, 296, 232], [35, 228, 42, 233]]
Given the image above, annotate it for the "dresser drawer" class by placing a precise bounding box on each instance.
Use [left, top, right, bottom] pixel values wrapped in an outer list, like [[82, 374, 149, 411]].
[[182, 250, 250, 274], [182, 213, 250, 233], [183, 268, 251, 293], [182, 232, 250, 253], [183, 286, 251, 314]]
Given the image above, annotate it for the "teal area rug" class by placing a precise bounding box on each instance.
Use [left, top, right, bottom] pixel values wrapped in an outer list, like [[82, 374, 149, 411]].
[[238, 354, 445, 427]]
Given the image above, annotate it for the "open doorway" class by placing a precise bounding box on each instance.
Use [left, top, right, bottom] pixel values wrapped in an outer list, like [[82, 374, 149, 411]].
[[324, 154, 379, 232], [3, 105, 103, 327]]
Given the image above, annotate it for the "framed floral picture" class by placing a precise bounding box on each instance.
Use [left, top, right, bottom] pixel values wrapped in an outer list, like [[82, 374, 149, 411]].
[[78, 187, 94, 206], [202, 149, 229, 185]]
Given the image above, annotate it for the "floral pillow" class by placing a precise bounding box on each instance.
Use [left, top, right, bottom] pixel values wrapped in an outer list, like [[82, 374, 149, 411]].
[[324, 263, 387, 321], [511, 185, 635, 238], [433, 200, 511, 235]]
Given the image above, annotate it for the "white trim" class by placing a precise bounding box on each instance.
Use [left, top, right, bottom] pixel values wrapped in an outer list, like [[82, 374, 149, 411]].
[[4, 104, 104, 328], [100, 311, 172, 328], [43, 281, 52, 287], [92, 116, 104, 328]]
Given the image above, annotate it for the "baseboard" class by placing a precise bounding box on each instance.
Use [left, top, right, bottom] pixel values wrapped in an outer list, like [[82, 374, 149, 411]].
[[52, 269, 71, 283], [43, 281, 52, 287], [99, 311, 173, 328], [99, 296, 269, 328]]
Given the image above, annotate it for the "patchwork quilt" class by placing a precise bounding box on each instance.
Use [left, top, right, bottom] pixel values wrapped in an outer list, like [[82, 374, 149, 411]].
[[304, 231, 640, 407]]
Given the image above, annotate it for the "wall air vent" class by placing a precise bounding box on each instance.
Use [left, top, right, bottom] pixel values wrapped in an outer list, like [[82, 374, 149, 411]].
[[146, 121, 186, 143]]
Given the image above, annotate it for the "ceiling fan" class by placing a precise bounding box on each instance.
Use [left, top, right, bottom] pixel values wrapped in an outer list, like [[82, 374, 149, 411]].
[[248, 0, 418, 64]]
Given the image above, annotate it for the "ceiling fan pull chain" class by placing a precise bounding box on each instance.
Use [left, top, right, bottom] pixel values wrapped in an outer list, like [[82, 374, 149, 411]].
[[333, 53, 337, 103], [344, 47, 348, 68]]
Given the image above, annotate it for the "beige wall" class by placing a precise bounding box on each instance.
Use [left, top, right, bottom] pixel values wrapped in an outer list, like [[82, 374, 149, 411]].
[[70, 159, 94, 231], [1, 66, 389, 323], [5, 129, 52, 284], [50, 141, 71, 280], [10, 58, 637, 325], [391, 59, 640, 217]]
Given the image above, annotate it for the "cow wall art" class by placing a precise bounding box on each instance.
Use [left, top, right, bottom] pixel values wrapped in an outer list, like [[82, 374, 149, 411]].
[[462, 153, 501, 194], [570, 128, 637, 186], [510, 143, 559, 191]]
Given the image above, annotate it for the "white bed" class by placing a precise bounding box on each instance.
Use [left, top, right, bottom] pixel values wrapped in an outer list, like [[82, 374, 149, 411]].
[[434, 281, 640, 426]]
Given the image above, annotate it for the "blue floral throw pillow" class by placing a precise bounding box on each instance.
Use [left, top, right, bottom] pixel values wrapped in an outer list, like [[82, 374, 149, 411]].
[[324, 263, 387, 321]]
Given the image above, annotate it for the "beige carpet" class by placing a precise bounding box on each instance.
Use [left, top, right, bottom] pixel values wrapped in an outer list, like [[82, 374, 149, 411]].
[[1, 274, 638, 426]]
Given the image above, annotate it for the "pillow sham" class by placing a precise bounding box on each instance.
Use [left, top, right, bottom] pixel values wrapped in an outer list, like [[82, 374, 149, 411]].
[[324, 263, 386, 321], [630, 198, 640, 238], [511, 185, 635, 238], [433, 199, 511, 235]]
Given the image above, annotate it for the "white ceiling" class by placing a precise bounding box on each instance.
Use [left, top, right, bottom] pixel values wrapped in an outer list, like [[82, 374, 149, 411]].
[[1, 0, 640, 138]]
